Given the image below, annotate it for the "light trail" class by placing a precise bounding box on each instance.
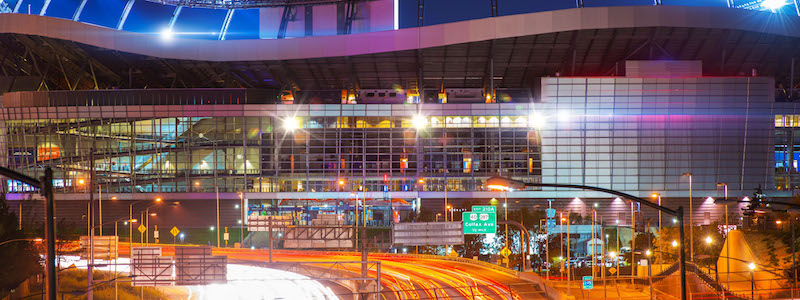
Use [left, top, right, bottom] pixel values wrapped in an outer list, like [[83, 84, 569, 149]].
[[55, 255, 338, 300]]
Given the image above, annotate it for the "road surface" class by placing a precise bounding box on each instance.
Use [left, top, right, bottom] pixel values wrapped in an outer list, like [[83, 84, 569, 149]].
[[119, 244, 547, 299]]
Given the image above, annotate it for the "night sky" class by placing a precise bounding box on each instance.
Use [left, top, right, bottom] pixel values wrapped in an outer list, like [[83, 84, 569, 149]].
[[5, 0, 788, 40]]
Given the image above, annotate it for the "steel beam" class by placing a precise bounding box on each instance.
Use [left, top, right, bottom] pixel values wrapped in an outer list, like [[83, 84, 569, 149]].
[[0, 0, 10, 13], [73, 0, 89, 21], [12, 0, 22, 13], [168, 6, 183, 31], [277, 6, 295, 39], [117, 0, 136, 30], [218, 9, 235, 40], [39, 0, 51, 16]]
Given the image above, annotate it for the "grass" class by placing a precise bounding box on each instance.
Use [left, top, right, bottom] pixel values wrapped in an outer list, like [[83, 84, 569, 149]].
[[57, 269, 174, 300]]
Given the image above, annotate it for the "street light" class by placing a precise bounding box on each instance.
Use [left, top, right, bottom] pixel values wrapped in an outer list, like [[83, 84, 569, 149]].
[[237, 191, 245, 247], [749, 262, 757, 299], [717, 182, 730, 294], [0, 238, 43, 247], [129, 198, 161, 250], [486, 175, 688, 300], [195, 182, 221, 247], [682, 173, 694, 262]]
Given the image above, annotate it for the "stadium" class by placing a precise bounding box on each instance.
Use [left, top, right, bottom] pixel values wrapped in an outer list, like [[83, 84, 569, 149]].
[[1, 0, 800, 231]]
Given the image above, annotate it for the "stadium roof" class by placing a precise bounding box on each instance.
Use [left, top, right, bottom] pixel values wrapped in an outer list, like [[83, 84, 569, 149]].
[[0, 5, 799, 91]]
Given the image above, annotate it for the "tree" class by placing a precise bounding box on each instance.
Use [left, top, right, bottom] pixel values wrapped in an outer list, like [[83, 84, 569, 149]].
[[0, 193, 41, 293]]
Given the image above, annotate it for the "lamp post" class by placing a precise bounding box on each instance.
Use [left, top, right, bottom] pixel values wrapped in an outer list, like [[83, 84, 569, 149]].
[[749, 262, 756, 300], [651, 193, 663, 268], [682, 173, 693, 262], [129, 198, 161, 250], [0, 237, 43, 247], [486, 176, 689, 300], [717, 182, 729, 292], [195, 181, 220, 247], [237, 191, 245, 247]]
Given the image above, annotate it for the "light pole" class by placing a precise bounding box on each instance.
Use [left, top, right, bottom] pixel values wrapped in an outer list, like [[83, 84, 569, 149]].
[[129, 198, 161, 250], [237, 191, 245, 247], [0, 237, 43, 247], [682, 173, 693, 262], [651, 193, 663, 267], [195, 181, 220, 247], [486, 176, 689, 300], [717, 182, 729, 292], [749, 262, 756, 299]]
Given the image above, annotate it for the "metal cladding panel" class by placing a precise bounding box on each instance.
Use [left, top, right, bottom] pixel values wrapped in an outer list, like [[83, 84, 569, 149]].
[[392, 221, 464, 246]]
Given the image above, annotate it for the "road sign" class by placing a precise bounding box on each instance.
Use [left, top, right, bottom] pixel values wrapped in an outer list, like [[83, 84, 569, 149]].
[[609, 267, 617, 275], [223, 233, 229, 241], [448, 250, 458, 257], [583, 276, 593, 290], [392, 222, 464, 246], [170, 227, 180, 237], [472, 205, 496, 213], [463, 211, 496, 234], [500, 247, 511, 257], [546, 208, 556, 218], [153, 230, 159, 239], [138, 224, 146, 233]]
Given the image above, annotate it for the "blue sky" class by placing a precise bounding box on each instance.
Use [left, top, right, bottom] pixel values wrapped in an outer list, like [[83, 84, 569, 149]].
[[5, 0, 792, 39]]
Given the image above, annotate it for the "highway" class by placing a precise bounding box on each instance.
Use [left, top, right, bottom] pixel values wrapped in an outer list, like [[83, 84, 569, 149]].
[[119, 244, 547, 299]]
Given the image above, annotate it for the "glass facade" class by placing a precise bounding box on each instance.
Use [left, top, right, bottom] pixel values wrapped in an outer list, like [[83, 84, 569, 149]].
[[0, 75, 784, 226], [0, 92, 541, 197]]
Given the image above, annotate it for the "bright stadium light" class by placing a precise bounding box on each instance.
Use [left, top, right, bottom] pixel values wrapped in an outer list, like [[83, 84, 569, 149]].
[[762, 0, 788, 10], [283, 116, 300, 131], [160, 28, 174, 40], [412, 115, 427, 129], [528, 112, 546, 129]]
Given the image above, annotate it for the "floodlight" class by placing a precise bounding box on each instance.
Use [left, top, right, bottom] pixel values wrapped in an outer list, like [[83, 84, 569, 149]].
[[160, 28, 174, 40], [412, 115, 427, 129], [762, 0, 788, 10], [283, 117, 300, 131], [528, 112, 546, 129]]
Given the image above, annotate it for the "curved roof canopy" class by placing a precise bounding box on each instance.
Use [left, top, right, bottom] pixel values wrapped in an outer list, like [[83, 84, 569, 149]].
[[0, 5, 798, 90]]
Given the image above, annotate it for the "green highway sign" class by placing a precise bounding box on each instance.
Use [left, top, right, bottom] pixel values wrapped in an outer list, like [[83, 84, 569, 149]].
[[463, 211, 497, 234], [583, 276, 593, 290], [472, 205, 497, 213]]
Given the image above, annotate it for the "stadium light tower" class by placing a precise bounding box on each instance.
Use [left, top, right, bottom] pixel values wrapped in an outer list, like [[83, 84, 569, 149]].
[[762, 0, 788, 10], [160, 28, 174, 40]]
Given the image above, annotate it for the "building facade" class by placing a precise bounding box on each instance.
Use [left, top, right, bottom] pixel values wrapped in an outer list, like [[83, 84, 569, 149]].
[[0, 61, 784, 228]]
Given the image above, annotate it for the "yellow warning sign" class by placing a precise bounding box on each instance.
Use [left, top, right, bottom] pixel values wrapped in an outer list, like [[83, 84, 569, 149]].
[[170, 226, 180, 237], [500, 247, 511, 257], [609, 267, 617, 275], [138, 224, 146, 233], [448, 250, 458, 257]]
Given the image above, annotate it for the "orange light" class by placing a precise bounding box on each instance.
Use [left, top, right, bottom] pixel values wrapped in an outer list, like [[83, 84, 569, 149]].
[[561, 218, 567, 222], [150, 213, 157, 217], [33, 238, 43, 242], [129, 219, 138, 223], [155, 197, 162, 202], [651, 193, 659, 198], [338, 180, 345, 186], [77, 178, 86, 185], [111, 196, 117, 201], [487, 184, 510, 191], [418, 179, 425, 184], [776, 220, 783, 225], [194, 181, 200, 186]]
